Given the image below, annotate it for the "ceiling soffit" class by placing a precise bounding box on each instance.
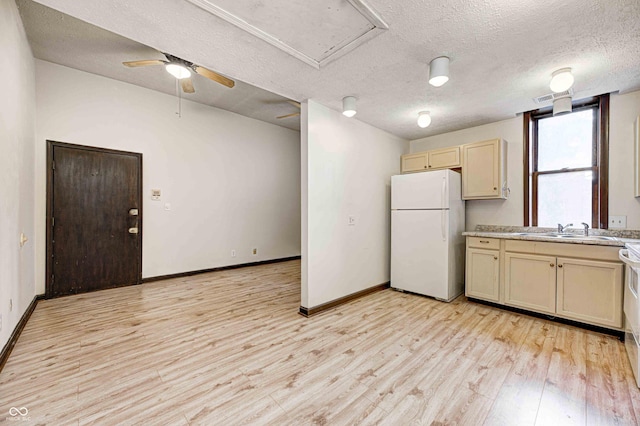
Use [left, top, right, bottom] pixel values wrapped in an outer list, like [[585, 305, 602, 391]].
[[185, 0, 388, 69]]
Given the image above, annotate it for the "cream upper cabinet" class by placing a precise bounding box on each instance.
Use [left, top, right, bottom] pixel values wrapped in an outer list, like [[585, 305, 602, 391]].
[[401, 146, 460, 174], [466, 247, 500, 302], [401, 152, 428, 173], [504, 252, 557, 314], [428, 146, 461, 170], [462, 138, 507, 200], [556, 257, 623, 328]]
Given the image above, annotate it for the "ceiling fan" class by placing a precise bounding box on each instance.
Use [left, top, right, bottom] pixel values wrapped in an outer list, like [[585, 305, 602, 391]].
[[123, 53, 235, 93], [277, 101, 301, 119]]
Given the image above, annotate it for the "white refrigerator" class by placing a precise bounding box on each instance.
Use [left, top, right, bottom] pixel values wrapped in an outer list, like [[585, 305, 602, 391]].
[[391, 169, 465, 301]]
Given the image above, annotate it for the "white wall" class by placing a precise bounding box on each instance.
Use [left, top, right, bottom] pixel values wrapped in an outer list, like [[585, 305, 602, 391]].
[[411, 90, 640, 231], [411, 117, 524, 231], [610, 90, 640, 229], [35, 60, 301, 294], [301, 100, 408, 309], [0, 0, 36, 349]]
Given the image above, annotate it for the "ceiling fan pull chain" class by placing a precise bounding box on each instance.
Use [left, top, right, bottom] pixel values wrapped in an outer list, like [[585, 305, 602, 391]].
[[176, 79, 182, 118]]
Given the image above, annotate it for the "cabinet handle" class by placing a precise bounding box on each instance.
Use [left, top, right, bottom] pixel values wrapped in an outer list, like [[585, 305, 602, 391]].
[[550, 263, 555, 267], [479, 240, 490, 244], [493, 187, 497, 190], [494, 256, 498, 260], [558, 264, 563, 268], [428, 165, 432, 168]]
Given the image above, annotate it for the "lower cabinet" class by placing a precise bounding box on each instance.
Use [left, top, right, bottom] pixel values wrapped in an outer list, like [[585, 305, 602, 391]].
[[466, 248, 500, 302], [556, 257, 623, 328], [466, 237, 624, 330], [504, 253, 557, 314]]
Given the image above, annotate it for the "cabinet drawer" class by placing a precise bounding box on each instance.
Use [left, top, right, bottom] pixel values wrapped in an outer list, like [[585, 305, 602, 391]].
[[468, 237, 500, 250]]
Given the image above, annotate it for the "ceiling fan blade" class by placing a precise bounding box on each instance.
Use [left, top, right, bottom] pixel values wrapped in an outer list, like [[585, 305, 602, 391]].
[[122, 59, 165, 67], [194, 66, 235, 88], [287, 100, 301, 109], [277, 112, 301, 119], [181, 78, 195, 94]]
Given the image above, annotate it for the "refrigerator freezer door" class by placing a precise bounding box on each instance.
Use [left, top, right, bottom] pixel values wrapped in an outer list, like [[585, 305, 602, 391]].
[[391, 210, 449, 299], [392, 170, 450, 210]]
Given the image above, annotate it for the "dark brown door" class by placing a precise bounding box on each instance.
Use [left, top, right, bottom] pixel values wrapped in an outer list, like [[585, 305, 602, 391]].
[[46, 141, 142, 298]]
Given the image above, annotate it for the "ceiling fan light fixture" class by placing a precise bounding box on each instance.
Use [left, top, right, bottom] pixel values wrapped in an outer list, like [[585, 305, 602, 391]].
[[429, 56, 449, 87], [165, 63, 191, 80], [342, 96, 357, 118], [549, 67, 574, 93], [417, 111, 431, 128]]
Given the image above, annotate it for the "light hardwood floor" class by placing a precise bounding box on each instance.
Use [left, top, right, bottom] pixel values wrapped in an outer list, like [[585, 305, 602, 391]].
[[1, 260, 639, 425]]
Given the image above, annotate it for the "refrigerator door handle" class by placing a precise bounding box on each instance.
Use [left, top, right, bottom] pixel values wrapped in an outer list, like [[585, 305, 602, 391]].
[[441, 209, 446, 241], [441, 177, 446, 208]]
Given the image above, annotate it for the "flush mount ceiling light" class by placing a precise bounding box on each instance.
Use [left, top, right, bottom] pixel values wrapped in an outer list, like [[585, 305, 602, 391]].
[[553, 96, 572, 116], [342, 96, 357, 117], [549, 67, 574, 93], [165, 63, 191, 80], [417, 111, 432, 128], [429, 56, 450, 87]]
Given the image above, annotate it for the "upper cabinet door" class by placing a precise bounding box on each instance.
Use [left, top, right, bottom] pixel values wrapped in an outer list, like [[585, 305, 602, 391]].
[[428, 146, 461, 170], [462, 138, 507, 200], [401, 152, 428, 173]]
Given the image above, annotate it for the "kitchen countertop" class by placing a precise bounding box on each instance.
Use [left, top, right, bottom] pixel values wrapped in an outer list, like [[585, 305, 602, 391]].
[[462, 225, 640, 247]]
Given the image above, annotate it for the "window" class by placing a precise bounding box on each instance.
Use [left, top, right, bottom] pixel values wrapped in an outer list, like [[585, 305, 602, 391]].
[[524, 95, 609, 228]]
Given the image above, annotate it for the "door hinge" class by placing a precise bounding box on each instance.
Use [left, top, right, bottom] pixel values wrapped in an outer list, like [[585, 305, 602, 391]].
[[52, 161, 55, 170], [52, 217, 55, 227]]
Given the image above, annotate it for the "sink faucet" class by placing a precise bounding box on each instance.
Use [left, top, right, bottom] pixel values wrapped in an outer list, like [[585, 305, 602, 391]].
[[557, 223, 573, 234], [581, 222, 589, 236]]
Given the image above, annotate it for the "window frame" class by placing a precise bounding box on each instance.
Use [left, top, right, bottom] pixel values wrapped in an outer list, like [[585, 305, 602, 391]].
[[523, 94, 609, 229]]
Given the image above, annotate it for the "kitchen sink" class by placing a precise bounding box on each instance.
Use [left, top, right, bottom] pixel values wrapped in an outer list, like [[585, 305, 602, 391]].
[[554, 234, 616, 241], [511, 232, 559, 236], [509, 232, 616, 241]]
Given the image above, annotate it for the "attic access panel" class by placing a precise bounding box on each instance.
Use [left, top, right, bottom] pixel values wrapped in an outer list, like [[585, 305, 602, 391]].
[[186, 0, 388, 69]]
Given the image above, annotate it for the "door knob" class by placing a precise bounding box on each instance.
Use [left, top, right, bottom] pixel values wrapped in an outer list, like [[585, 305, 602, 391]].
[[128, 227, 139, 234]]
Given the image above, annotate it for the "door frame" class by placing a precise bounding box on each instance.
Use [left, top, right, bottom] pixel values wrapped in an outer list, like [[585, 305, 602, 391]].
[[46, 140, 143, 298]]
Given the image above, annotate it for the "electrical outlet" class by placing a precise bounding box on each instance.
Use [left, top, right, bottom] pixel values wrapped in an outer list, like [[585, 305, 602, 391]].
[[252, 248, 257, 255], [609, 215, 627, 229], [231, 249, 236, 258]]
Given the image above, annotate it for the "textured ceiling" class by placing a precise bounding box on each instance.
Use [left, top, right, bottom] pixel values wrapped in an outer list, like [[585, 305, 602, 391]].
[[17, 0, 301, 131], [23, 0, 640, 140]]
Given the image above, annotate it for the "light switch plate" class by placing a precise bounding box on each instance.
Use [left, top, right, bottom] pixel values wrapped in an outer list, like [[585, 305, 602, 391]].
[[609, 215, 627, 229], [151, 189, 161, 201]]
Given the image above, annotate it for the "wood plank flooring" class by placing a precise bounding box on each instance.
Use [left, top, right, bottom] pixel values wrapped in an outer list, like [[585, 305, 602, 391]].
[[1, 259, 639, 425]]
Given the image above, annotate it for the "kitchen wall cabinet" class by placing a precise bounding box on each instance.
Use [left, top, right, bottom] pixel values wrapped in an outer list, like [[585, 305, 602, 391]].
[[465, 237, 624, 330], [465, 237, 500, 302], [428, 146, 461, 170], [401, 152, 428, 173], [504, 252, 557, 314], [401, 146, 460, 174], [461, 138, 507, 200], [556, 257, 623, 328]]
